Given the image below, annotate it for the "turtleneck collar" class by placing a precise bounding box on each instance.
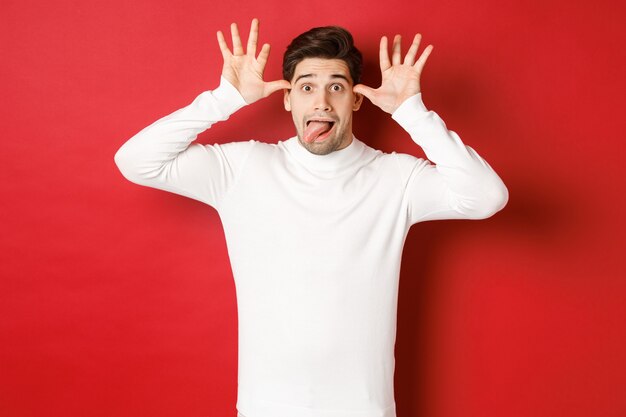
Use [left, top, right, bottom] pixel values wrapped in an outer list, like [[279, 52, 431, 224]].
[[282, 135, 366, 175]]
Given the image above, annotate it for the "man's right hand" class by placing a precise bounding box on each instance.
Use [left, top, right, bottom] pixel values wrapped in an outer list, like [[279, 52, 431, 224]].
[[217, 19, 290, 104]]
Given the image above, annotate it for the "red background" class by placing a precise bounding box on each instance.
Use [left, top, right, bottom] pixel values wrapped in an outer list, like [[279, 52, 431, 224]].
[[1, 0, 625, 416]]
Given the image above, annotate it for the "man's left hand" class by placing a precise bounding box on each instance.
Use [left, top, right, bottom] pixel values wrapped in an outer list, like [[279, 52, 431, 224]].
[[354, 34, 433, 114]]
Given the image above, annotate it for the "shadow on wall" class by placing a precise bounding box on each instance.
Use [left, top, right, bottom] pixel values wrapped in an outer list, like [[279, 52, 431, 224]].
[[393, 177, 577, 416]]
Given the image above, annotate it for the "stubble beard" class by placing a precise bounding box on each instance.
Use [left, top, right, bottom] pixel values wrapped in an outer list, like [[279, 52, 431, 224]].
[[296, 123, 351, 156]]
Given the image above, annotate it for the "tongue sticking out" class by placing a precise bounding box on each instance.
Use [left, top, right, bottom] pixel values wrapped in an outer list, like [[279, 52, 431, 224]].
[[304, 121, 333, 143]]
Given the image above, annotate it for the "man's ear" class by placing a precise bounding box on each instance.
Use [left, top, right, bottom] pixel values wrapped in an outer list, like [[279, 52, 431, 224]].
[[283, 89, 291, 111], [353, 92, 364, 111]]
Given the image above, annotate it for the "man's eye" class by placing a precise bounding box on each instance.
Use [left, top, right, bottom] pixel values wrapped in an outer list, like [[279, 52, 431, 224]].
[[331, 84, 343, 92], [302, 85, 312, 92]]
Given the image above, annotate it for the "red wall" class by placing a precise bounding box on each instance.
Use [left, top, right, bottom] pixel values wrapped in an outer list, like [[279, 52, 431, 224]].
[[1, 1, 624, 416]]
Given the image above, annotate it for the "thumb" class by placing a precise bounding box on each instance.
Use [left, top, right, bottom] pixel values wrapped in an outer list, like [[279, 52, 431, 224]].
[[353, 84, 376, 102], [264, 79, 291, 97]]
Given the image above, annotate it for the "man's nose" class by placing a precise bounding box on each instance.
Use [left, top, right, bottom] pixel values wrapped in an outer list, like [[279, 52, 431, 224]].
[[314, 91, 332, 112]]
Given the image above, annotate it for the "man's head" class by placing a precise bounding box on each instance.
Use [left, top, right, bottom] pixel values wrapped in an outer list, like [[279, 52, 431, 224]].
[[283, 26, 364, 155]]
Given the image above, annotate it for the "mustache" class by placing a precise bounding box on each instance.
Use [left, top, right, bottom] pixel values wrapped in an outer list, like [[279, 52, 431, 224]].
[[304, 114, 339, 125]]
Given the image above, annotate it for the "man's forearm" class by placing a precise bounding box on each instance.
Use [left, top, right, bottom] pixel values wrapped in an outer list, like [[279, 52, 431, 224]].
[[392, 93, 508, 219], [114, 77, 247, 187]]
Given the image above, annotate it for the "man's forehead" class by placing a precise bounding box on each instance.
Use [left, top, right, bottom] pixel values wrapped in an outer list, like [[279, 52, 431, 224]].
[[293, 58, 352, 82]]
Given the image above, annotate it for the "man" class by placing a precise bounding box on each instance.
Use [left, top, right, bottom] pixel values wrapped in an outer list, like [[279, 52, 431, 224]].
[[115, 19, 507, 417]]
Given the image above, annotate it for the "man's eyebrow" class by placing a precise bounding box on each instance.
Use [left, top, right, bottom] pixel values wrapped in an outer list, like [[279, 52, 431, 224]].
[[293, 74, 351, 83], [294, 74, 314, 83], [330, 74, 350, 83]]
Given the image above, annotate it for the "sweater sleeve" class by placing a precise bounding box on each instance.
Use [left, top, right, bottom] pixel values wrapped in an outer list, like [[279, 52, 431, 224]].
[[391, 93, 508, 224], [114, 77, 255, 209]]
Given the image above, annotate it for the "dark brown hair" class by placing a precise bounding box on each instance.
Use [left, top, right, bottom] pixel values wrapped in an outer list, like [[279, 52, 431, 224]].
[[283, 26, 363, 84]]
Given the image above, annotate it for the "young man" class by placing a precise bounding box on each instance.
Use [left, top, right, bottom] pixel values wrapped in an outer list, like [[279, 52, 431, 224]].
[[115, 19, 507, 417]]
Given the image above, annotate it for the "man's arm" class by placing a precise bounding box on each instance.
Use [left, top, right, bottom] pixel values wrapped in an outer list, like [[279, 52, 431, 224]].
[[354, 33, 508, 223], [114, 19, 289, 208]]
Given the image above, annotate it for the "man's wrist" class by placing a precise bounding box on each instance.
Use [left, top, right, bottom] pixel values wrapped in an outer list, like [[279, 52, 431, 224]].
[[391, 93, 429, 129], [210, 76, 248, 116]]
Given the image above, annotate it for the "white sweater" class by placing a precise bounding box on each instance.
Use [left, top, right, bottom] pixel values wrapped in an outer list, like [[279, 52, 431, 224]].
[[114, 78, 508, 417]]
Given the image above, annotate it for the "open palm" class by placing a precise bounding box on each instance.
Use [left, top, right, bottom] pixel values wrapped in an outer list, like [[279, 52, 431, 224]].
[[354, 34, 433, 114], [217, 19, 289, 104]]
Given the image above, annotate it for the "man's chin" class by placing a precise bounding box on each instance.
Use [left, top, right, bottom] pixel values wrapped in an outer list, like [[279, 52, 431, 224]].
[[296, 131, 352, 156], [297, 136, 337, 155]]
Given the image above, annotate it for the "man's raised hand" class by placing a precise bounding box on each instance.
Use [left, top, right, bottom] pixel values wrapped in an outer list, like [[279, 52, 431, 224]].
[[354, 34, 433, 114], [217, 19, 290, 104]]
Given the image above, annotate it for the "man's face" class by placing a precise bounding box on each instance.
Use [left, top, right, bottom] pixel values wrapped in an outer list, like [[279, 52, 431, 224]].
[[284, 58, 363, 155]]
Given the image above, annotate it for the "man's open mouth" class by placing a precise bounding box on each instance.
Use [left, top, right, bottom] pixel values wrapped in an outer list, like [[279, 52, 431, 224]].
[[304, 119, 336, 143]]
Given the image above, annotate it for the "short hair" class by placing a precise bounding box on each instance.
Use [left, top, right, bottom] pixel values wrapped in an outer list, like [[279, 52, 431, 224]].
[[283, 26, 363, 84]]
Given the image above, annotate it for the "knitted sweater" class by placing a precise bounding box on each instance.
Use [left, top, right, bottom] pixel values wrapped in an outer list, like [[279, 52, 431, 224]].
[[114, 77, 508, 417]]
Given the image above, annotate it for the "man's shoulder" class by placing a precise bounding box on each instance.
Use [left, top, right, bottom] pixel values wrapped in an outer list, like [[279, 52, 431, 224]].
[[360, 140, 425, 166], [212, 139, 279, 153], [359, 142, 431, 185]]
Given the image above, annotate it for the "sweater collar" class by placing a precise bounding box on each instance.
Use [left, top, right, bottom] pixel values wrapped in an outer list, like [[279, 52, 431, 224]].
[[283, 135, 365, 174]]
